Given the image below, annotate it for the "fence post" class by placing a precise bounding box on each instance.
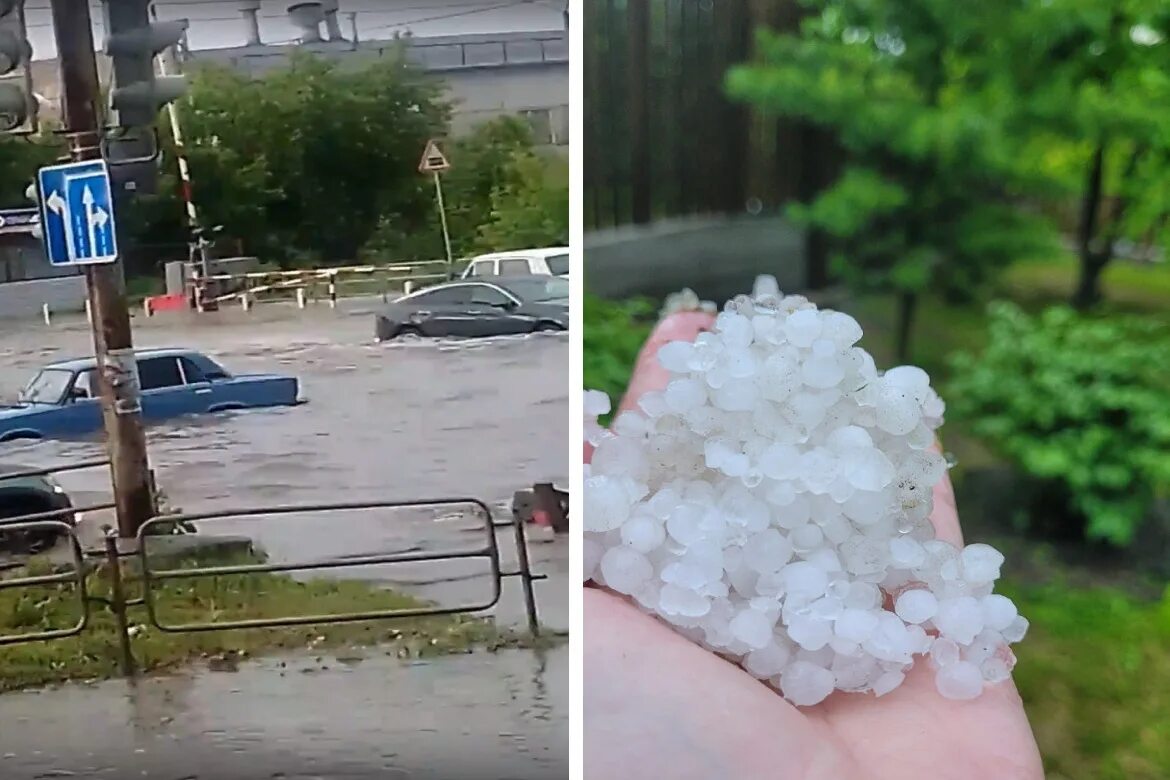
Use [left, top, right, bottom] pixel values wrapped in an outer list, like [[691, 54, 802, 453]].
[[296, 287, 306, 309], [104, 530, 136, 678], [328, 278, 337, 309], [511, 511, 541, 636], [403, 280, 413, 295]]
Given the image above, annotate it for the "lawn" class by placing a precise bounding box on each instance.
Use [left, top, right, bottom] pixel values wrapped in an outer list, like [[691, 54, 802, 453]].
[[583, 253, 1170, 779], [0, 550, 549, 692]]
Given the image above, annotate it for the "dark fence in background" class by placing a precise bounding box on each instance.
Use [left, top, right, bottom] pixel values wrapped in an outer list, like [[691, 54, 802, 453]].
[[584, 0, 841, 287]]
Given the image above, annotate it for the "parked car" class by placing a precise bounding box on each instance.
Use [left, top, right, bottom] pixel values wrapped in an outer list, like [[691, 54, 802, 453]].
[[460, 247, 570, 280], [375, 275, 569, 341], [0, 348, 305, 443], [0, 465, 74, 553]]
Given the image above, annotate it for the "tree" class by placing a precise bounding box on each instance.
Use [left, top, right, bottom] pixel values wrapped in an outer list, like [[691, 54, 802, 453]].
[[475, 150, 569, 252], [989, 1, 1170, 308], [360, 116, 566, 263], [0, 131, 64, 207], [725, 0, 1062, 360], [434, 115, 545, 256], [152, 50, 450, 267]]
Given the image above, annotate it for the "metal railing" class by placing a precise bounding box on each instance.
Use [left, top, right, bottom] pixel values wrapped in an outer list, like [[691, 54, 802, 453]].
[[0, 494, 549, 679], [0, 520, 89, 646], [190, 260, 457, 311]]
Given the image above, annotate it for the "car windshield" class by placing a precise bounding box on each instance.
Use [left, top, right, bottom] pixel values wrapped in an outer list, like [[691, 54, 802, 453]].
[[19, 368, 74, 405], [504, 277, 570, 303], [544, 253, 569, 275]]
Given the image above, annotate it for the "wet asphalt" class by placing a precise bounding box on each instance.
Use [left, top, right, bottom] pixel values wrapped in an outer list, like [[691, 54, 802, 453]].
[[0, 300, 569, 779]]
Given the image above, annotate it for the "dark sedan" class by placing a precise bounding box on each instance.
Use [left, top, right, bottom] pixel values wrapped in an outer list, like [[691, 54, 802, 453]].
[[0, 465, 74, 554], [375, 275, 569, 341]]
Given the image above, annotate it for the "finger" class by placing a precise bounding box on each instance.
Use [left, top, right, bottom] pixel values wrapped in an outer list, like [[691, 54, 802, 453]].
[[927, 439, 963, 547], [617, 311, 716, 417]]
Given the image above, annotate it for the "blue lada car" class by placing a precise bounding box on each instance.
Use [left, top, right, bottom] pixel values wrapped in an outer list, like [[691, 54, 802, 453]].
[[0, 348, 305, 443]]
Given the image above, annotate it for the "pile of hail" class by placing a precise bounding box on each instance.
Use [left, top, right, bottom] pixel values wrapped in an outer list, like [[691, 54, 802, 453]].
[[584, 277, 1027, 706]]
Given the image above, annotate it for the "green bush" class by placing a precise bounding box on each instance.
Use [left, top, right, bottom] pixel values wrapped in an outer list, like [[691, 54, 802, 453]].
[[948, 302, 1170, 545], [583, 293, 656, 420]]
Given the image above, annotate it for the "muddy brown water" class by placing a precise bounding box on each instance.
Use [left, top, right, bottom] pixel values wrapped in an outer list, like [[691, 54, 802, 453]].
[[0, 302, 569, 778]]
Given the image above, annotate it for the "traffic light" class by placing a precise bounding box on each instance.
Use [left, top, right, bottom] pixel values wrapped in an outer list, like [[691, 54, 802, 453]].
[[0, 0, 32, 132], [104, 1, 188, 129]]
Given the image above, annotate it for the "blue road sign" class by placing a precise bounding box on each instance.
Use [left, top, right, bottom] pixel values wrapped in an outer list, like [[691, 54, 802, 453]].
[[35, 160, 119, 267]]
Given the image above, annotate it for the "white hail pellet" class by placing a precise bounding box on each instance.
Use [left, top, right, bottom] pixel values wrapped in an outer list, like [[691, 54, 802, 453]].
[[584, 276, 1026, 706]]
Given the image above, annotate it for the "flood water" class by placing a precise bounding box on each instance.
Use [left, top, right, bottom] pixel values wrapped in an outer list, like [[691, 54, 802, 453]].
[[0, 302, 569, 778], [0, 647, 568, 779]]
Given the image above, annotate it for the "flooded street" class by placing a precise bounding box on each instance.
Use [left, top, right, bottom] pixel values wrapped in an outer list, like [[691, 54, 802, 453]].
[[0, 302, 569, 777], [0, 647, 568, 779]]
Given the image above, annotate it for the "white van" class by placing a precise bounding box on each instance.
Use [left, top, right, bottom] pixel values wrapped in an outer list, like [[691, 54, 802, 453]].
[[460, 247, 570, 279]]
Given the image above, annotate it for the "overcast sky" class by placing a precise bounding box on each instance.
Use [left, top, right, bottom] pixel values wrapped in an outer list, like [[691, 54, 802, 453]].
[[21, 0, 565, 59]]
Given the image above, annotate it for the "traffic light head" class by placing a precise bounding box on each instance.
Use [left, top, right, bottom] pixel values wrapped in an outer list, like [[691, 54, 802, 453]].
[[0, 0, 31, 132], [104, 3, 189, 128]]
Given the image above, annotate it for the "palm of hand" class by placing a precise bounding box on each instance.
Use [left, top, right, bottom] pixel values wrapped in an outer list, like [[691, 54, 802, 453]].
[[584, 313, 1043, 780]]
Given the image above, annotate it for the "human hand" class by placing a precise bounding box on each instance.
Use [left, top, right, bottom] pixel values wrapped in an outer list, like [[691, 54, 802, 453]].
[[584, 312, 1044, 780]]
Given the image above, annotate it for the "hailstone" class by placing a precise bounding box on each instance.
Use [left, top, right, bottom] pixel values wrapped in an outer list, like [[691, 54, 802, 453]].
[[584, 276, 1025, 706]]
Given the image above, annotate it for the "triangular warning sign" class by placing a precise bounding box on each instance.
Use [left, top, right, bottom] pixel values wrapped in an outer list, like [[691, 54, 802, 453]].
[[418, 139, 451, 174]]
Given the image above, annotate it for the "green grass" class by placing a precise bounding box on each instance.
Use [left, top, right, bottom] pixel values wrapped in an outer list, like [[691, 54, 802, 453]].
[[1006, 583, 1170, 780], [0, 552, 550, 692], [584, 257, 1170, 779]]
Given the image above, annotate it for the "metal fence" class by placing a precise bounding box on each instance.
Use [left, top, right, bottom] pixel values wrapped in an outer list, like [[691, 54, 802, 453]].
[[191, 259, 454, 312], [0, 469, 552, 677]]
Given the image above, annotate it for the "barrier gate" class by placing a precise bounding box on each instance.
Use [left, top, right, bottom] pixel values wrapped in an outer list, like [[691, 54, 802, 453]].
[[0, 474, 549, 677]]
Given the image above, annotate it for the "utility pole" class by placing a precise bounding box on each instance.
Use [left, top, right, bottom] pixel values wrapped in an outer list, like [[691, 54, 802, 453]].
[[49, 0, 154, 539]]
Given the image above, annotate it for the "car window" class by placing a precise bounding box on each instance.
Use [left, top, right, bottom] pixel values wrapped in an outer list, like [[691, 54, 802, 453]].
[[469, 285, 514, 306], [179, 357, 207, 383], [406, 286, 473, 305], [545, 253, 569, 276], [185, 353, 231, 380], [498, 258, 531, 275], [137, 357, 185, 391], [501, 277, 570, 303], [20, 368, 74, 405], [72, 370, 97, 399], [468, 260, 495, 277]]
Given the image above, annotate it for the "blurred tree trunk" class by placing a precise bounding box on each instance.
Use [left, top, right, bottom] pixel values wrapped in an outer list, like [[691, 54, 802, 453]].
[[1073, 144, 1106, 310], [627, 0, 651, 224]]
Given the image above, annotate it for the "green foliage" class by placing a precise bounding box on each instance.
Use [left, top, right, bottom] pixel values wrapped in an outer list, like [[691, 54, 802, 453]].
[[726, 0, 1063, 301], [1006, 580, 1170, 780], [136, 50, 450, 268], [0, 132, 64, 206], [582, 293, 656, 418], [475, 151, 569, 252], [361, 117, 567, 263], [948, 303, 1170, 545]]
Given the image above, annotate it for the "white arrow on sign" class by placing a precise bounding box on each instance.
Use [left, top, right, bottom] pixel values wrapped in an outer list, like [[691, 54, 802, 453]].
[[45, 189, 77, 261], [82, 185, 110, 256]]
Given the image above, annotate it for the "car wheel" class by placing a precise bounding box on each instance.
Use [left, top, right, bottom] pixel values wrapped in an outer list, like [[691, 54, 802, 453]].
[[396, 325, 424, 339], [534, 321, 565, 332]]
